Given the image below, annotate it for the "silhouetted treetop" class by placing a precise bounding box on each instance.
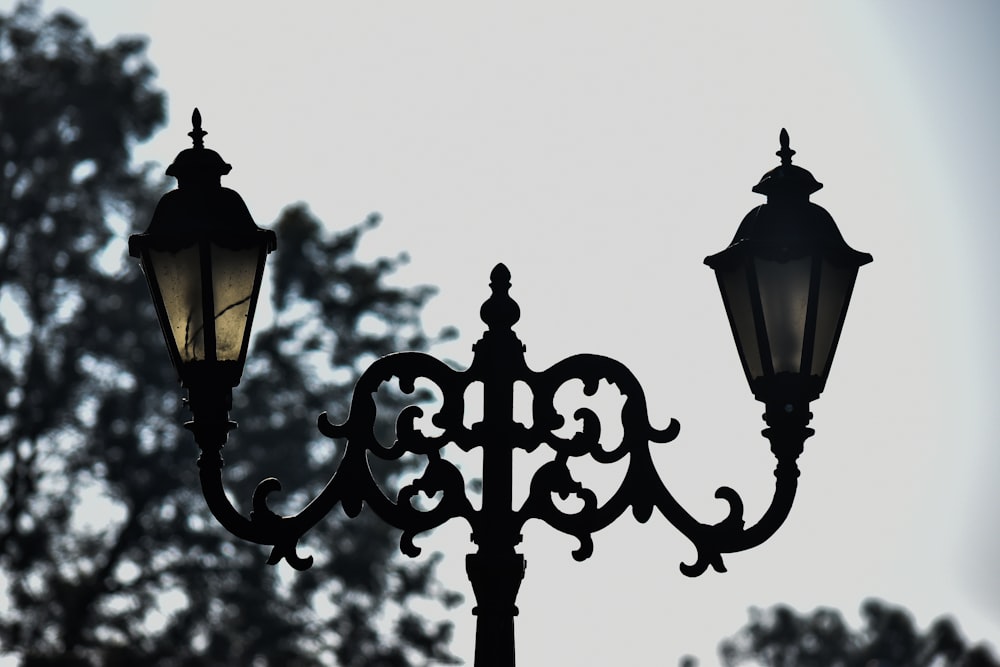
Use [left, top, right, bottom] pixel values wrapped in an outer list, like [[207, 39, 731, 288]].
[[718, 599, 998, 667], [0, 2, 459, 664]]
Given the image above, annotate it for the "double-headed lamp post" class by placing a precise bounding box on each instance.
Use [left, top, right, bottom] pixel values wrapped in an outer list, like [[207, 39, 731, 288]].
[[130, 111, 871, 667]]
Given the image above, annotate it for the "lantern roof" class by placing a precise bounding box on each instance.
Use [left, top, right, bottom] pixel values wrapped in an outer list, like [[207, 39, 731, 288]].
[[751, 128, 822, 199], [706, 129, 872, 269], [129, 108, 276, 256], [165, 108, 233, 181]]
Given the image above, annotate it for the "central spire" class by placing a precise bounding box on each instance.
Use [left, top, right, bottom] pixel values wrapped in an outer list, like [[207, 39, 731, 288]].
[[480, 264, 520, 333]]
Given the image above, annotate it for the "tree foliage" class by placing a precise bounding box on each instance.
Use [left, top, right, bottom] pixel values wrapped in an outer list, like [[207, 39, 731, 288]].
[[717, 599, 998, 667], [0, 2, 458, 664]]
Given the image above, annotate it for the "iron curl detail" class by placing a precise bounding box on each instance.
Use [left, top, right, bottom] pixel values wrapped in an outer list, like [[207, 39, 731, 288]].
[[316, 351, 478, 557], [186, 264, 813, 580], [514, 353, 683, 560]]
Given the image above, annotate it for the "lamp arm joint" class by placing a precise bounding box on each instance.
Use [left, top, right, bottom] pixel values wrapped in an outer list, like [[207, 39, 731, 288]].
[[668, 403, 813, 576]]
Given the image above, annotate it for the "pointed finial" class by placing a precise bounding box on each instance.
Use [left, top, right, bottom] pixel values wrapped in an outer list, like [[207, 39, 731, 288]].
[[188, 108, 207, 148], [480, 263, 520, 332], [490, 263, 511, 286], [776, 128, 795, 165]]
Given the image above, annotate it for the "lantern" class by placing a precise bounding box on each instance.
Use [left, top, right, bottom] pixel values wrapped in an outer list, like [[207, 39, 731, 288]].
[[705, 130, 872, 405], [129, 109, 276, 392]]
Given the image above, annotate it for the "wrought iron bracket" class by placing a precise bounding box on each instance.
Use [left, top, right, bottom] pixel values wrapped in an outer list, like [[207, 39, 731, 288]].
[[185, 263, 813, 665], [185, 263, 811, 573]]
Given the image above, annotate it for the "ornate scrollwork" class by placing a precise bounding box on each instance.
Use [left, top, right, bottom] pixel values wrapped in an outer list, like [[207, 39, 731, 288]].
[[190, 263, 809, 583], [180, 262, 815, 667], [314, 351, 478, 554], [511, 353, 683, 562]]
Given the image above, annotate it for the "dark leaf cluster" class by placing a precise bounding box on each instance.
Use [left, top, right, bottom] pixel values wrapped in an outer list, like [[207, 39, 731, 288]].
[[717, 599, 998, 667]]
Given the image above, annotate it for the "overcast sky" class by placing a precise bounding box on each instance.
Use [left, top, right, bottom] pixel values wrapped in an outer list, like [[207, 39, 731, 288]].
[[12, 1, 1000, 663]]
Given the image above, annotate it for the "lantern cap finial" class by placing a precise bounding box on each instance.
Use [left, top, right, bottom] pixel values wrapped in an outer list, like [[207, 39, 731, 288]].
[[752, 128, 822, 199], [166, 108, 232, 182], [777, 128, 795, 165], [189, 108, 207, 148]]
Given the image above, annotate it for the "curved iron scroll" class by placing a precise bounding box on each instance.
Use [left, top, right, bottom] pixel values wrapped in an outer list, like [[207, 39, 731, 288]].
[[188, 263, 811, 578]]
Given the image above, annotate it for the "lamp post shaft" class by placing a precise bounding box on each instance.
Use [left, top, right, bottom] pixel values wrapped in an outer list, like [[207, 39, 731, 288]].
[[468, 269, 526, 667]]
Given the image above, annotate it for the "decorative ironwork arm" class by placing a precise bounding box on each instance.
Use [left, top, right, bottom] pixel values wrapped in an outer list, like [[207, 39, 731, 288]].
[[185, 263, 816, 578], [186, 350, 481, 569], [182, 262, 818, 667], [654, 401, 813, 577], [183, 383, 318, 569], [315, 350, 478, 555], [509, 354, 812, 577], [513, 352, 682, 560]]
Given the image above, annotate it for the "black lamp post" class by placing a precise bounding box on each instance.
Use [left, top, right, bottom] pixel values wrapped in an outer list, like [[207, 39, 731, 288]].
[[130, 114, 871, 667]]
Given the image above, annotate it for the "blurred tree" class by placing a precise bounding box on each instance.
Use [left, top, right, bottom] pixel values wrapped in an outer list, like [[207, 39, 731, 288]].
[[717, 599, 998, 667], [0, 2, 459, 665]]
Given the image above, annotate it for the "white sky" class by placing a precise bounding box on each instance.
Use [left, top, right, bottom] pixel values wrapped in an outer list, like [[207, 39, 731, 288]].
[[13, 1, 1000, 664]]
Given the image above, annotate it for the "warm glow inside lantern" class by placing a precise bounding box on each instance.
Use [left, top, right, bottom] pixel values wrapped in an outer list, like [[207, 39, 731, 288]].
[[705, 130, 872, 405]]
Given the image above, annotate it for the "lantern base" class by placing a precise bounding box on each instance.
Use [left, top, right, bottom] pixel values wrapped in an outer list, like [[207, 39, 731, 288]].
[[184, 384, 236, 468], [751, 371, 823, 406]]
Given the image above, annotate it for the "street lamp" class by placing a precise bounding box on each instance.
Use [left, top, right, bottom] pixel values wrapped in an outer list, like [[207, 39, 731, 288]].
[[130, 113, 871, 667]]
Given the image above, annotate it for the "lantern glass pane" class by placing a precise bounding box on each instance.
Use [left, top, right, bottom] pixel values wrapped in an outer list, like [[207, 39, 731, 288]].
[[717, 263, 764, 380], [210, 244, 260, 362], [754, 256, 812, 374], [147, 245, 206, 362], [811, 259, 858, 378]]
